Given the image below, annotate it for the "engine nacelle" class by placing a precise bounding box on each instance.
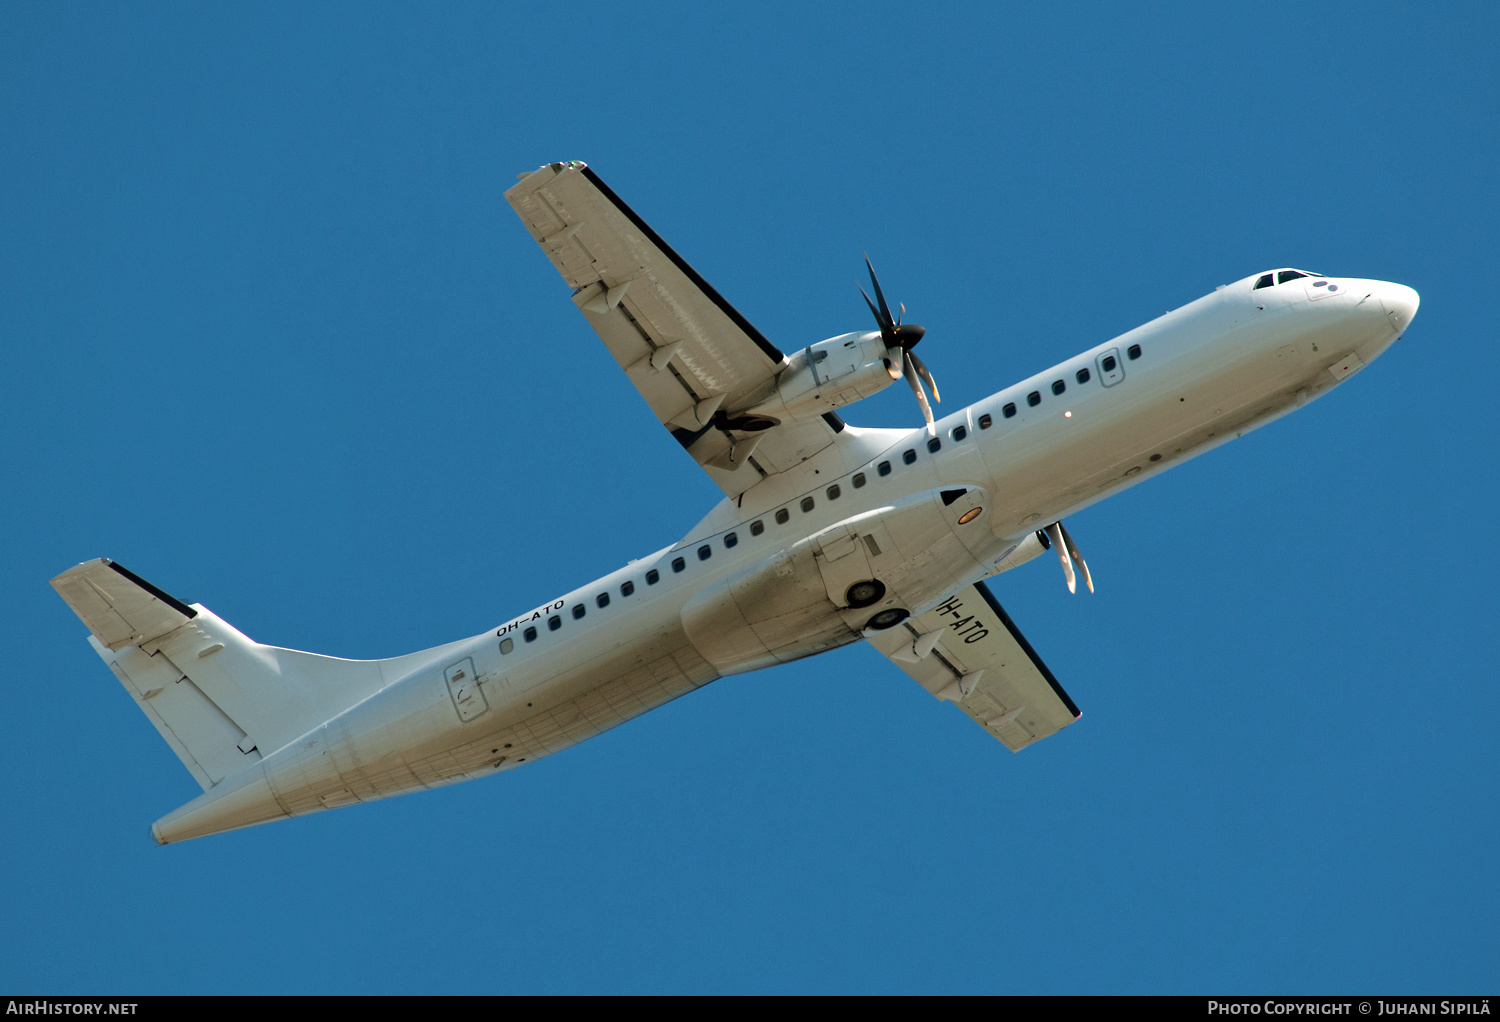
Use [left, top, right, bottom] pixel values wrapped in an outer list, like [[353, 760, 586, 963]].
[[737, 331, 897, 425], [985, 531, 1050, 577]]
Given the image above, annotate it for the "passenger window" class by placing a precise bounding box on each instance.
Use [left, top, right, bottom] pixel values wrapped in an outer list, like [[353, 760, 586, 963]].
[[548, 615, 561, 631], [978, 414, 993, 429], [1101, 355, 1117, 372], [672, 557, 686, 573], [524, 626, 537, 642], [1076, 368, 1091, 384], [500, 637, 514, 654], [597, 592, 610, 608], [646, 569, 659, 585], [852, 472, 866, 488], [927, 437, 941, 453], [826, 484, 841, 500], [621, 580, 635, 596], [725, 532, 738, 548], [1002, 403, 1016, 418], [750, 520, 765, 536], [572, 604, 585, 620], [1127, 344, 1141, 360], [1027, 391, 1041, 407], [1253, 273, 1274, 290], [775, 508, 790, 524], [1278, 270, 1307, 284], [903, 449, 917, 465], [800, 496, 815, 513], [1052, 380, 1065, 396], [878, 461, 891, 476], [697, 544, 711, 561], [952, 424, 967, 441]]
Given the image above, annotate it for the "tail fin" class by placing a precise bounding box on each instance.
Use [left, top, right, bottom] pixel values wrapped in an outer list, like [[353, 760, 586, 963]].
[[52, 559, 401, 791]]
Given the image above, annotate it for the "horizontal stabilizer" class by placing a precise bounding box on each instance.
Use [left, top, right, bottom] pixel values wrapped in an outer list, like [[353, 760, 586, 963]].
[[51, 559, 197, 651]]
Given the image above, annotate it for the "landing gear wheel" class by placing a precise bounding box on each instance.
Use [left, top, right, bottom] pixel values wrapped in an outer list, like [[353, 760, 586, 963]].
[[864, 607, 909, 631], [845, 579, 886, 609]]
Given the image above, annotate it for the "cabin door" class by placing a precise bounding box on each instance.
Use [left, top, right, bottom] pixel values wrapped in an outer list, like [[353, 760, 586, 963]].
[[444, 657, 490, 723]]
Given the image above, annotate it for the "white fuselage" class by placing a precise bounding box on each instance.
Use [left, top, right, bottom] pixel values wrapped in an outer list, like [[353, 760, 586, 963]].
[[152, 271, 1417, 843]]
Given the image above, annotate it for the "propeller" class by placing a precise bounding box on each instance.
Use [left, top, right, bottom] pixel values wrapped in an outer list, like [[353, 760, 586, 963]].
[[1042, 521, 1095, 595], [860, 255, 939, 436]]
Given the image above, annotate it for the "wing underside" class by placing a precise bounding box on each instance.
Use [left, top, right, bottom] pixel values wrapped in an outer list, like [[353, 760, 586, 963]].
[[868, 581, 1081, 752], [504, 162, 843, 497]]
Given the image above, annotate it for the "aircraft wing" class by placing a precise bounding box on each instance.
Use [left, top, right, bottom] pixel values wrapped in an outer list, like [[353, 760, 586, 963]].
[[867, 581, 1081, 752], [504, 162, 843, 498]]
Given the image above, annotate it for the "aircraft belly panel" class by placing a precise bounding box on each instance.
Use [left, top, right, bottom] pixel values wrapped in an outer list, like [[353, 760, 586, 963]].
[[255, 623, 722, 822], [464, 641, 715, 769], [683, 543, 856, 674], [680, 491, 1001, 674]]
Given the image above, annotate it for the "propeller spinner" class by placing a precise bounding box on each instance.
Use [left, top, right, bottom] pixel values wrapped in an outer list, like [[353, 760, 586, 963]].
[[860, 255, 940, 436]]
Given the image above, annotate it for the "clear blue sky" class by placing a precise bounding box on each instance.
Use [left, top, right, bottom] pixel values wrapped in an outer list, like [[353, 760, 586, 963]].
[[3, 2, 1496, 994]]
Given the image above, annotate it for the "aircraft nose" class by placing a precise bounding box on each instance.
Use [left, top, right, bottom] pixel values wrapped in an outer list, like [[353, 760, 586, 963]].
[[1380, 282, 1420, 335]]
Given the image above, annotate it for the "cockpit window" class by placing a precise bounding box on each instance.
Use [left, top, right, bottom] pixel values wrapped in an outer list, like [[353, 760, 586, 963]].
[[1277, 270, 1308, 284], [1253, 273, 1274, 290]]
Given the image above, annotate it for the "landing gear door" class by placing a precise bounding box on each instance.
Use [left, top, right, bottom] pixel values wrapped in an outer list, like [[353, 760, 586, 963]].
[[813, 523, 874, 608], [1096, 347, 1125, 387], [444, 657, 489, 723], [813, 522, 904, 633]]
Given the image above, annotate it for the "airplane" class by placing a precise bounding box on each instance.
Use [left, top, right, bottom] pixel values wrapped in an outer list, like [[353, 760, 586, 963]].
[[51, 161, 1420, 845]]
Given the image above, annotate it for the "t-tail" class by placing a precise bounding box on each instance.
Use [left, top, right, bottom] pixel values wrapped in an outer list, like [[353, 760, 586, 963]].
[[51, 559, 472, 844]]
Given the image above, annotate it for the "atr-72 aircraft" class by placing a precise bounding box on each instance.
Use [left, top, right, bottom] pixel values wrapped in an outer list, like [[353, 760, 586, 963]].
[[52, 162, 1419, 844]]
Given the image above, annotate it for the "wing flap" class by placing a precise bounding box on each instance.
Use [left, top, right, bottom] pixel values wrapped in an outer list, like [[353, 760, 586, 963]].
[[868, 581, 1081, 752]]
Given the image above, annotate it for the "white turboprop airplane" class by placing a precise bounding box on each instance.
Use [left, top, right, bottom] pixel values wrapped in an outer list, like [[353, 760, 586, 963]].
[[53, 162, 1419, 844]]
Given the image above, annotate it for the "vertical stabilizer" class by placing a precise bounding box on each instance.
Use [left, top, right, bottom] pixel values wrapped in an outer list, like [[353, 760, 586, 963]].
[[53, 560, 405, 792]]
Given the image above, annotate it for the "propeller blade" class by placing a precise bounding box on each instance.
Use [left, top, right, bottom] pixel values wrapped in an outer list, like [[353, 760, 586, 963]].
[[1045, 522, 1077, 594], [864, 253, 896, 334], [907, 349, 941, 404], [860, 286, 897, 348], [905, 350, 936, 436], [860, 255, 933, 433], [1057, 522, 1094, 594]]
